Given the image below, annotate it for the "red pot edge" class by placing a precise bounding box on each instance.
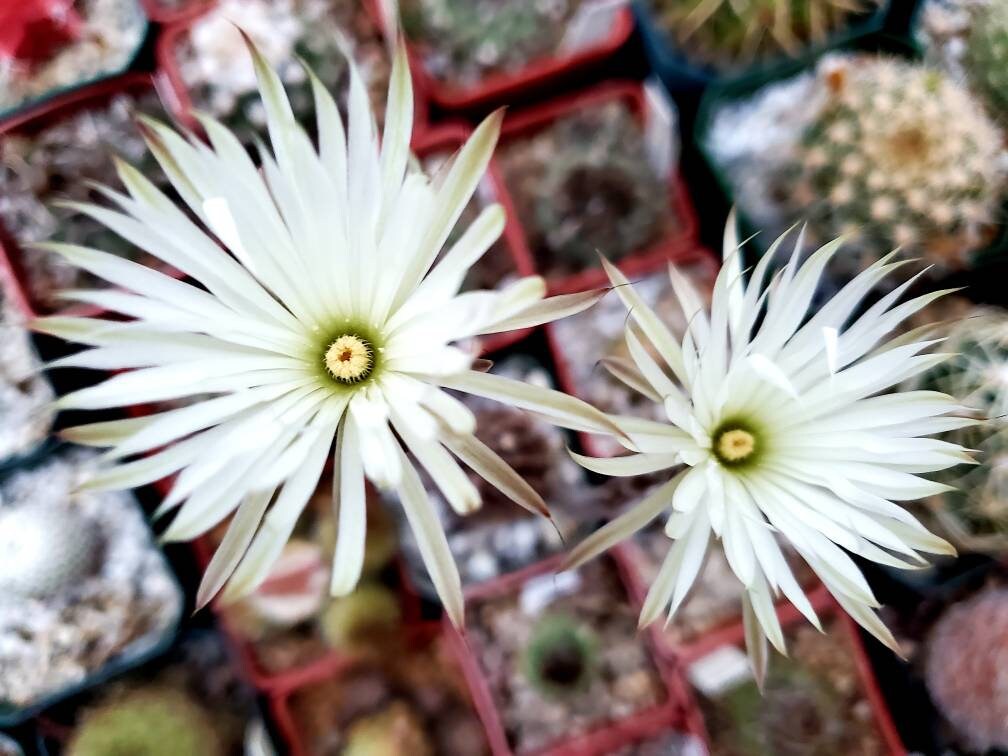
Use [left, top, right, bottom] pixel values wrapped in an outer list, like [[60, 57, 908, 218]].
[[139, 0, 211, 25], [369, 1, 635, 113], [0, 69, 187, 318], [442, 547, 694, 756], [156, 1, 430, 135], [542, 247, 719, 460]]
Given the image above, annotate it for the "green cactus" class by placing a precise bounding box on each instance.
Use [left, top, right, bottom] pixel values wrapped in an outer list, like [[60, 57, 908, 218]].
[[0, 504, 104, 599], [401, 0, 574, 84], [964, 1, 1008, 119], [521, 614, 598, 699], [912, 308, 1008, 550], [343, 701, 433, 756], [651, 0, 881, 71], [791, 57, 1005, 272], [317, 583, 401, 652], [66, 686, 223, 756]]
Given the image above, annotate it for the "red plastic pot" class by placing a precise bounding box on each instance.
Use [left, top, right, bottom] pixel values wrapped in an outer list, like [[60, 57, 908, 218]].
[[0, 70, 186, 318], [544, 249, 718, 459], [496, 81, 701, 297], [681, 583, 907, 756], [157, 2, 429, 135], [367, 0, 635, 113], [443, 547, 694, 756], [270, 622, 486, 756], [412, 123, 539, 356], [140, 0, 211, 24]]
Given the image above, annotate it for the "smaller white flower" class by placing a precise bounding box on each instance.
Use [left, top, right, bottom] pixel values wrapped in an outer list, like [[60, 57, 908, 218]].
[[565, 216, 973, 683]]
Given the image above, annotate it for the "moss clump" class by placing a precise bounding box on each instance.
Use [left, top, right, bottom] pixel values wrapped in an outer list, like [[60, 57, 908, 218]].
[[343, 701, 433, 756]]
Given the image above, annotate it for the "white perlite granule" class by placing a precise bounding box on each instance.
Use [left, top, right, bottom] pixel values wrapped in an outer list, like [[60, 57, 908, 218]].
[[0, 449, 182, 709]]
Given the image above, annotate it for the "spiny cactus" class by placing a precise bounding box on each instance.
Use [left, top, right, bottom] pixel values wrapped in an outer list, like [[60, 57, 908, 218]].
[[343, 701, 433, 756], [925, 587, 1008, 752], [0, 503, 104, 599], [521, 614, 598, 699], [651, 0, 881, 71], [317, 583, 401, 652], [964, 0, 1008, 119], [791, 57, 1005, 272], [66, 686, 224, 756], [505, 102, 667, 274], [911, 308, 1008, 550]]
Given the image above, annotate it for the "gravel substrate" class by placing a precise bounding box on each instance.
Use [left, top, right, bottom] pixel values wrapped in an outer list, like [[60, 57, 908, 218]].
[[0, 449, 182, 710]]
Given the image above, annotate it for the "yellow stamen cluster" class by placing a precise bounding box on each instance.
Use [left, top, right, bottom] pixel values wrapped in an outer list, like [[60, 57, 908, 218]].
[[325, 334, 373, 383], [715, 428, 757, 463]]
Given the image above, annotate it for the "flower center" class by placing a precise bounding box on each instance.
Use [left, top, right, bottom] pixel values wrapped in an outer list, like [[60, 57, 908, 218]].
[[712, 423, 760, 468], [324, 334, 373, 383]]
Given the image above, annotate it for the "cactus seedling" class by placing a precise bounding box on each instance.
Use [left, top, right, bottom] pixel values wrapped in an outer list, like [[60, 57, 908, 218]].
[[791, 57, 1005, 272], [521, 614, 598, 699], [651, 0, 881, 71], [925, 587, 1008, 752], [964, 0, 1008, 119], [66, 686, 224, 756]]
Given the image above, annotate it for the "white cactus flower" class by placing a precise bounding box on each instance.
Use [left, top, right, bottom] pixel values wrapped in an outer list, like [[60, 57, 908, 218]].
[[565, 215, 974, 682], [34, 40, 618, 626]]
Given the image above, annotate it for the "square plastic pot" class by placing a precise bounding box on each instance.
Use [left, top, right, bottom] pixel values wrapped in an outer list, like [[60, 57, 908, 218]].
[[368, 0, 635, 114], [269, 622, 488, 756], [0, 0, 151, 123], [0, 71, 186, 318], [0, 442, 185, 727], [156, 1, 429, 135], [634, 0, 889, 96], [681, 583, 906, 756], [443, 548, 696, 756], [496, 80, 701, 296]]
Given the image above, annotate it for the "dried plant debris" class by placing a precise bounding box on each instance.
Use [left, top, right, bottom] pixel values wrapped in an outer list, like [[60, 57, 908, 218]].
[[0, 449, 182, 710], [0, 89, 170, 310], [175, 0, 391, 138], [501, 101, 674, 277], [401, 0, 584, 86], [0, 0, 147, 114], [648, 0, 881, 72], [0, 279, 54, 459], [469, 559, 668, 753]]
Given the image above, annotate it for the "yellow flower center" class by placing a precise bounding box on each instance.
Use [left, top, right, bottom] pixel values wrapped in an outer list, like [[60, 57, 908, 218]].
[[324, 334, 373, 383], [715, 428, 757, 463]]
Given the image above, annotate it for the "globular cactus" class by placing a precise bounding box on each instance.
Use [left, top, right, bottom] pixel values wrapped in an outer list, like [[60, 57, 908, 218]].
[[66, 686, 224, 756], [964, 1, 1008, 119], [652, 0, 881, 71], [924, 587, 1008, 752], [911, 308, 1008, 550], [791, 57, 1005, 272], [317, 583, 401, 652], [343, 701, 433, 756], [521, 614, 598, 699], [0, 504, 103, 599]]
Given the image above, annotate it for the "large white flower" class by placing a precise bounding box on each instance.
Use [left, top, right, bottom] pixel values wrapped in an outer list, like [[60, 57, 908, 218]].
[[566, 217, 973, 678], [34, 41, 621, 626]]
